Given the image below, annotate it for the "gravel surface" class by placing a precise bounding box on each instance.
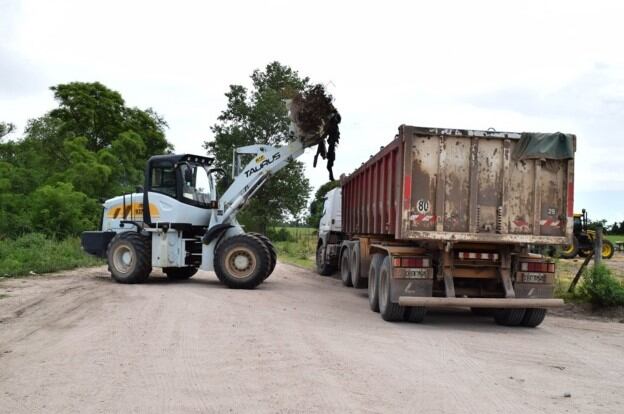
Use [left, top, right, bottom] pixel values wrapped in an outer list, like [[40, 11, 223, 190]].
[[1, 264, 623, 413]]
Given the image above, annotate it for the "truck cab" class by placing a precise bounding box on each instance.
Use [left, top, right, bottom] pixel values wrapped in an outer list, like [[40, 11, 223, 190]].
[[316, 187, 343, 275]]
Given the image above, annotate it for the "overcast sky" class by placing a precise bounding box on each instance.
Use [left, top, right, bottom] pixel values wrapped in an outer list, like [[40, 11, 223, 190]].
[[2, 0, 624, 222]]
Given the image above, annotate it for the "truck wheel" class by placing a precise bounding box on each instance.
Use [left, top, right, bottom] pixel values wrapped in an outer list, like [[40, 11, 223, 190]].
[[404, 306, 426, 323], [214, 234, 271, 289], [521, 309, 547, 327], [350, 244, 365, 288], [248, 232, 277, 278], [368, 253, 384, 312], [559, 237, 579, 259], [107, 232, 152, 284], [494, 308, 526, 326], [602, 240, 615, 259], [340, 250, 352, 287], [379, 256, 404, 322], [316, 244, 334, 276], [164, 267, 198, 280], [471, 307, 494, 317]]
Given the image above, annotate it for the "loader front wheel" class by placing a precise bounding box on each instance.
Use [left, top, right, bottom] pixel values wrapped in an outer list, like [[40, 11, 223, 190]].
[[107, 232, 152, 284], [214, 234, 271, 289], [248, 232, 277, 278], [164, 267, 198, 280]]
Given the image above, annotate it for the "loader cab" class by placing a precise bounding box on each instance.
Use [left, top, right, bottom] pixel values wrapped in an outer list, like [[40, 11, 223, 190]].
[[143, 154, 218, 224]]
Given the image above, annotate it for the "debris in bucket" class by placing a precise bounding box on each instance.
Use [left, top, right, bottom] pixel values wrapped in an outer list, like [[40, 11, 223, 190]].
[[288, 84, 341, 181]]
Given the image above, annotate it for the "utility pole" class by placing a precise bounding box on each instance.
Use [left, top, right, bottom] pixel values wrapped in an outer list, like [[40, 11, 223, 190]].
[[595, 224, 603, 267]]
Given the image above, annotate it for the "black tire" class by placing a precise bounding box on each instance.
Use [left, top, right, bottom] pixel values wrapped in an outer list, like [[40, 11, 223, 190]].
[[164, 267, 198, 280], [404, 306, 426, 323], [350, 244, 365, 288], [340, 249, 352, 287], [379, 256, 404, 322], [494, 308, 526, 326], [248, 232, 277, 279], [602, 240, 615, 259], [316, 243, 335, 276], [559, 236, 579, 259], [214, 234, 271, 289], [521, 308, 547, 327], [106, 232, 152, 284], [471, 307, 494, 317], [368, 253, 384, 312]]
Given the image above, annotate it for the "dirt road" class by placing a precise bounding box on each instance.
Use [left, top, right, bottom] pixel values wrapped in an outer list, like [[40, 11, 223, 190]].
[[1, 264, 623, 413]]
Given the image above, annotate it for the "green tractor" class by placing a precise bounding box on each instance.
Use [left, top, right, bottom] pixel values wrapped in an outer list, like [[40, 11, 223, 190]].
[[560, 209, 615, 259]]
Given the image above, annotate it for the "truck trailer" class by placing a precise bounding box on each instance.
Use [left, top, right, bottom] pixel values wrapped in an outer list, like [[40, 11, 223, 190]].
[[316, 125, 575, 326]]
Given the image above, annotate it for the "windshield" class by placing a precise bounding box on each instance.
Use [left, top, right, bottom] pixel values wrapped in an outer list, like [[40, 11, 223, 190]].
[[179, 163, 214, 207]]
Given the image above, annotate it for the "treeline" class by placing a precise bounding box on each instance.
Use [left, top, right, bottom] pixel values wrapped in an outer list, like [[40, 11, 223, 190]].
[[0, 82, 171, 239]]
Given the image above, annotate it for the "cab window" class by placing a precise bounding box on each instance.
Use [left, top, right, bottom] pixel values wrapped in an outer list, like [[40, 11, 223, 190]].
[[150, 163, 176, 197], [180, 164, 212, 206]]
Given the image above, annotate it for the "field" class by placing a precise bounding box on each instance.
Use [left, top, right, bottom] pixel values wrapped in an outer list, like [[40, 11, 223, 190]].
[[270, 227, 316, 269]]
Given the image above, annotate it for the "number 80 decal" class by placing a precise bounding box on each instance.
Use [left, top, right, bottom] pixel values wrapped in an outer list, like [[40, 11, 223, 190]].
[[416, 199, 430, 213]]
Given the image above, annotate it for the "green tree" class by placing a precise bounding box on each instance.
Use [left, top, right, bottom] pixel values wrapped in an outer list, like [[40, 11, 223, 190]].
[[307, 180, 341, 228], [0, 122, 15, 140], [204, 62, 312, 233]]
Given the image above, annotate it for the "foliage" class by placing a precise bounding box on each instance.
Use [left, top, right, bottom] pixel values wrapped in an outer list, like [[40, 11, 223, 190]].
[[307, 180, 341, 228], [204, 62, 312, 233], [0, 122, 15, 140], [0, 82, 171, 239], [0, 233, 102, 277], [578, 264, 624, 307]]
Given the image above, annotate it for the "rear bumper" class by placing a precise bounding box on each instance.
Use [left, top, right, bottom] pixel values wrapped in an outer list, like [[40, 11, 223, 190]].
[[81, 231, 116, 258], [398, 297, 564, 308]]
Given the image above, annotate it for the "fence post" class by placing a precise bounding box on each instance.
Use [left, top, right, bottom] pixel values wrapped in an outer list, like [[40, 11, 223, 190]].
[[595, 225, 603, 267]]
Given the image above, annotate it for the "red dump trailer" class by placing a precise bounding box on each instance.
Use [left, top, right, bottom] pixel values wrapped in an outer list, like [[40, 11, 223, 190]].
[[316, 125, 575, 326]]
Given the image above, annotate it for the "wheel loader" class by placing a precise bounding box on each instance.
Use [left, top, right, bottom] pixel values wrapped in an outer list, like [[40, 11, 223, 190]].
[[559, 209, 614, 259], [80, 88, 340, 288]]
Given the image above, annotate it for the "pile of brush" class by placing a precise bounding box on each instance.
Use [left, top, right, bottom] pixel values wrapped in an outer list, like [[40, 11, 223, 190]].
[[287, 84, 341, 181]]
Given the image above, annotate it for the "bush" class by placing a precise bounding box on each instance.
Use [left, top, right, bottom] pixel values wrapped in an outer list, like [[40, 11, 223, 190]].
[[268, 227, 292, 242], [578, 264, 624, 307], [0, 233, 102, 277]]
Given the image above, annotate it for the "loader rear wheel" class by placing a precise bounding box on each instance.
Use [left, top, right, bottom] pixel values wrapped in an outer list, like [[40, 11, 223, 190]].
[[368, 253, 384, 312], [107, 232, 152, 284], [340, 250, 352, 287], [494, 308, 526, 326], [379, 256, 404, 322], [521, 308, 547, 327], [214, 234, 270, 289], [248, 232, 277, 278], [164, 267, 198, 280]]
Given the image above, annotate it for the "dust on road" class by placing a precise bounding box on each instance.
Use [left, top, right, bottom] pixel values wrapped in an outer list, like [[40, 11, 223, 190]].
[[1, 264, 623, 413]]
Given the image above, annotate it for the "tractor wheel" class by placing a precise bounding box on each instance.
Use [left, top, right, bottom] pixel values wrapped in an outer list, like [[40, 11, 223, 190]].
[[164, 267, 198, 280], [248, 232, 277, 278], [368, 253, 384, 312], [521, 309, 547, 327], [559, 236, 579, 259], [350, 243, 365, 288], [494, 308, 526, 326], [379, 256, 405, 322], [340, 250, 352, 287], [602, 240, 615, 259], [316, 243, 335, 276], [214, 234, 271, 289], [107, 232, 152, 284]]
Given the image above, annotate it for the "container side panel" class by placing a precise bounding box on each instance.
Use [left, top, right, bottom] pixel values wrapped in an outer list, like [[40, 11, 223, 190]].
[[443, 137, 470, 232], [476, 139, 503, 233]]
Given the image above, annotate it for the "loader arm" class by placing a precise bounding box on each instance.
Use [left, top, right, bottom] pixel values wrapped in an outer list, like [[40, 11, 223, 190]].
[[216, 139, 305, 225]]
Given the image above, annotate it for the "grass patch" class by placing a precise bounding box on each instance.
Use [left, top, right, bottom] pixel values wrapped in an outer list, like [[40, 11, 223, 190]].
[[269, 227, 317, 270], [578, 264, 624, 307], [0, 233, 103, 277]]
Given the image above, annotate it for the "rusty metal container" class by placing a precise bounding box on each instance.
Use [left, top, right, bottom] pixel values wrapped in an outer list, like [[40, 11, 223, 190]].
[[340, 125, 575, 245]]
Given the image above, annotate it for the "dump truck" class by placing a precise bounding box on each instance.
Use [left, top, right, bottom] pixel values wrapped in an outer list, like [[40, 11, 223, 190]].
[[316, 125, 575, 326]]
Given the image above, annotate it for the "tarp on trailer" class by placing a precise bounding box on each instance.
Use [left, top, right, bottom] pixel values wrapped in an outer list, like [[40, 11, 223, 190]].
[[512, 132, 575, 161]]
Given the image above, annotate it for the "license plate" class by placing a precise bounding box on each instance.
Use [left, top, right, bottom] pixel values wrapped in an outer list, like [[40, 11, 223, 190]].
[[524, 272, 546, 283], [404, 268, 428, 279]]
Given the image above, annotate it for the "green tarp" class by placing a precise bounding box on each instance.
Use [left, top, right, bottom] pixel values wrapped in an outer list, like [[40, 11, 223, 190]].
[[512, 132, 575, 161]]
